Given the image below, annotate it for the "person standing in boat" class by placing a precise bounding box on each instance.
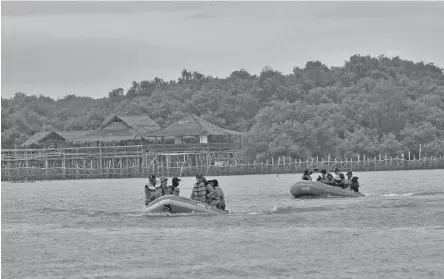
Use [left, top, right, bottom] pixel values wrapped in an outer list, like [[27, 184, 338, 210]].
[[190, 173, 216, 204], [144, 175, 165, 206]]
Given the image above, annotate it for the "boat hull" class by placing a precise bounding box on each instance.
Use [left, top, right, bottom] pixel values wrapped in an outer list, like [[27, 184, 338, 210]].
[[290, 181, 364, 198], [145, 195, 227, 214]]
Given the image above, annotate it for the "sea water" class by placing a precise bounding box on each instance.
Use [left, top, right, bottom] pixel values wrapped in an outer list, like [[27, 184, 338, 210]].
[[2, 169, 444, 279]]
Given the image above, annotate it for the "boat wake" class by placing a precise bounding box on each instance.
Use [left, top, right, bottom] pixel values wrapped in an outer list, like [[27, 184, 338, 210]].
[[138, 211, 222, 218], [269, 205, 331, 214]]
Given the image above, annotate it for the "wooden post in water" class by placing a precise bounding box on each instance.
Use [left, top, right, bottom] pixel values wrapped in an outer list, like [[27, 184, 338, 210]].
[[419, 144, 422, 160], [45, 147, 49, 180], [99, 148, 102, 178], [351, 156, 353, 170], [25, 149, 28, 179]]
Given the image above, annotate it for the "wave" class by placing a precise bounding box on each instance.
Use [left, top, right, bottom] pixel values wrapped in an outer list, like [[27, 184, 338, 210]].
[[367, 191, 444, 197], [412, 191, 444, 196], [39, 207, 138, 218], [377, 193, 416, 197]]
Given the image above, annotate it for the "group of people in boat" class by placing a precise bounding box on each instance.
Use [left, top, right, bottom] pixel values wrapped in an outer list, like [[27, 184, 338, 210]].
[[144, 173, 226, 211], [302, 168, 360, 192]]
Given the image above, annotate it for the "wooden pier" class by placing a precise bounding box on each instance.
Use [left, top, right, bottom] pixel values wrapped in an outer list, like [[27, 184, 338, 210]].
[[1, 145, 443, 181]]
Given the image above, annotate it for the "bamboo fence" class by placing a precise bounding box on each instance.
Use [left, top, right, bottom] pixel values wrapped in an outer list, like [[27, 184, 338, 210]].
[[1, 145, 443, 182]]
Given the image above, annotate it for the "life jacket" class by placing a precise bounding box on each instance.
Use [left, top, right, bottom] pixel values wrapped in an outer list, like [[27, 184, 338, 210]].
[[350, 177, 360, 192], [317, 174, 329, 183], [335, 173, 345, 183], [166, 185, 180, 196], [212, 186, 226, 210], [191, 182, 208, 202], [145, 184, 163, 205]]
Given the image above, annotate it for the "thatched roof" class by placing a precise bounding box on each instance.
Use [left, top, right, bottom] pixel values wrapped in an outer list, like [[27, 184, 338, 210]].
[[22, 114, 162, 145], [68, 128, 142, 144], [145, 114, 243, 137], [22, 130, 97, 146], [57, 130, 96, 140], [22, 131, 56, 147], [101, 114, 161, 133]]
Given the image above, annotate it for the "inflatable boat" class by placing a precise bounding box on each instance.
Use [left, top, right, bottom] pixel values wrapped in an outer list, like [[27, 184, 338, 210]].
[[290, 181, 365, 198], [145, 195, 227, 215]]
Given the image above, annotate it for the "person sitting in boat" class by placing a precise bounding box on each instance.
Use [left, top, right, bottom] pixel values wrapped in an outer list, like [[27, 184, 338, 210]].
[[326, 173, 334, 182], [144, 175, 165, 206], [190, 173, 216, 204], [302, 169, 313, 180], [166, 177, 181, 196], [316, 169, 329, 183], [332, 168, 346, 188], [159, 176, 169, 194], [317, 169, 336, 185], [345, 171, 360, 192], [207, 179, 226, 210], [350, 177, 360, 192]]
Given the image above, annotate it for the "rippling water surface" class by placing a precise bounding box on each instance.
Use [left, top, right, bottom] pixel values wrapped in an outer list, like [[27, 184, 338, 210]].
[[2, 169, 444, 279]]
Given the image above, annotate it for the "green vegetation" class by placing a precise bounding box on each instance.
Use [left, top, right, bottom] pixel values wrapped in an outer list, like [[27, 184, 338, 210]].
[[2, 54, 444, 161]]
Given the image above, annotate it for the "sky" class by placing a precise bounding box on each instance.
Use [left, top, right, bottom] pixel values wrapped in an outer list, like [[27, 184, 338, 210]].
[[2, 1, 444, 99]]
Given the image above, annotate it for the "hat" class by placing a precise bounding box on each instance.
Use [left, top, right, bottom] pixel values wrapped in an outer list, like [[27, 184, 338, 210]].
[[172, 177, 181, 183], [212, 179, 219, 187], [160, 176, 168, 182], [148, 175, 156, 180], [346, 171, 353, 176], [196, 173, 204, 178], [321, 169, 327, 174]]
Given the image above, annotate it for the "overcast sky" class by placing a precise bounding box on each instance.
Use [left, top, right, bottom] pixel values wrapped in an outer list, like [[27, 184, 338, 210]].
[[2, 1, 444, 99]]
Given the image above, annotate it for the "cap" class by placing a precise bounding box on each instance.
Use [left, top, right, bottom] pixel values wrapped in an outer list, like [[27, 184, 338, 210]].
[[196, 173, 204, 178], [321, 169, 327, 174], [212, 179, 219, 187], [160, 176, 168, 182], [346, 171, 353, 175], [149, 175, 156, 180], [172, 177, 181, 183]]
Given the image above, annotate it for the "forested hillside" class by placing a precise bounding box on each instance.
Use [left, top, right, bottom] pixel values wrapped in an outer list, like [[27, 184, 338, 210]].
[[2, 54, 444, 161]]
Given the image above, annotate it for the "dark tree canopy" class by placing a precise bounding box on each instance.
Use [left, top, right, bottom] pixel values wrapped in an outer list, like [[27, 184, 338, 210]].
[[2, 55, 444, 161]]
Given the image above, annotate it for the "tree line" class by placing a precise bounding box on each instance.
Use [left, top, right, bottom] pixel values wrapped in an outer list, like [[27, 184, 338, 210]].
[[2, 54, 444, 161]]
